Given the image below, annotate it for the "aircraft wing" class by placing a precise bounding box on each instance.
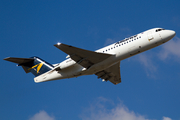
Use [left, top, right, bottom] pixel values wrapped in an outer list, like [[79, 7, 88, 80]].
[[95, 62, 121, 85], [54, 43, 113, 68]]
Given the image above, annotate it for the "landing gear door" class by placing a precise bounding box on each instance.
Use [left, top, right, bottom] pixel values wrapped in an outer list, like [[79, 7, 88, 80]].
[[147, 32, 154, 41]]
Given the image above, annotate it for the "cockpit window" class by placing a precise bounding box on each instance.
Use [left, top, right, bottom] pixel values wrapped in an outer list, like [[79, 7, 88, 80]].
[[156, 28, 165, 32]]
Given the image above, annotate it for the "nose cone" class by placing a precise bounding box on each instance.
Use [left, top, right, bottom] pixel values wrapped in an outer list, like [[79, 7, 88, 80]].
[[161, 30, 176, 41], [169, 30, 176, 38]]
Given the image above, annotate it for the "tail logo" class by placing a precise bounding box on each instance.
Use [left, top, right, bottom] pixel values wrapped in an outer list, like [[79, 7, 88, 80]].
[[28, 63, 43, 73]]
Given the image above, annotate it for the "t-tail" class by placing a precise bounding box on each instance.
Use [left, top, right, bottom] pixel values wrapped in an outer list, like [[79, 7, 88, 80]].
[[4, 56, 54, 77]]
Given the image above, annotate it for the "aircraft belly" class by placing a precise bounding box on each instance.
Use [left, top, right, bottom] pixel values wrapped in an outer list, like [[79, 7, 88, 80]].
[[34, 70, 63, 82], [128, 46, 140, 55]]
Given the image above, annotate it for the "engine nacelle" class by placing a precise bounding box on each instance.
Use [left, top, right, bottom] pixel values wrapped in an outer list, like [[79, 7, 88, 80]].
[[58, 59, 76, 70]]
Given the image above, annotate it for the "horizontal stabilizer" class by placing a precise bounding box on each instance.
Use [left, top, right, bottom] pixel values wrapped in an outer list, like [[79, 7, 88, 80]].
[[4, 57, 54, 77], [4, 57, 34, 65]]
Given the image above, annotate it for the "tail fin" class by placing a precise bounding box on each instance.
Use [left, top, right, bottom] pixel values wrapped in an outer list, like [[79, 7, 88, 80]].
[[4, 56, 54, 77]]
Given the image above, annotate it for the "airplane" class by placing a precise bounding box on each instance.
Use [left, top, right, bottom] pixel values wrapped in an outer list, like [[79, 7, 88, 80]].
[[4, 28, 176, 85]]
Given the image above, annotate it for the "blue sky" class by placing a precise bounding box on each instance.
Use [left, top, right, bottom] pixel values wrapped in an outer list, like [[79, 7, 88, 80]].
[[1, 0, 180, 120]]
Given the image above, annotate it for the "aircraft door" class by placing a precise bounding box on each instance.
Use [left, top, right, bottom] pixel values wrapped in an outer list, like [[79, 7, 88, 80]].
[[147, 32, 154, 41]]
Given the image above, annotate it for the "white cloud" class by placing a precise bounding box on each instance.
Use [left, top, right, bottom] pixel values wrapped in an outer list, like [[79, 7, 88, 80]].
[[80, 97, 149, 120], [133, 36, 180, 77], [162, 116, 172, 120], [138, 53, 157, 71], [104, 38, 115, 46], [29, 110, 55, 120], [159, 37, 180, 61], [133, 52, 157, 78], [80, 97, 173, 120]]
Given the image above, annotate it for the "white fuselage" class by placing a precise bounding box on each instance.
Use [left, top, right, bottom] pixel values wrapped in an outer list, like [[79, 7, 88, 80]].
[[34, 28, 176, 83]]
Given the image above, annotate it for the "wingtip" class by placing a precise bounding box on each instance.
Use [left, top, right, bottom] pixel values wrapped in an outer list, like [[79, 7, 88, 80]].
[[57, 42, 61, 45], [54, 42, 61, 47], [3, 57, 11, 61]]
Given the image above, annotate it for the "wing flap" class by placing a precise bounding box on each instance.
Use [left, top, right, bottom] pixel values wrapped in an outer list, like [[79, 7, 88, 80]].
[[95, 62, 121, 85], [54, 43, 112, 68]]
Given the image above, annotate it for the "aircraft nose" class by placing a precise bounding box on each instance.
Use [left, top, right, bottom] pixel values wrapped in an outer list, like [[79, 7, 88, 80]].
[[162, 30, 176, 40], [169, 30, 176, 38]]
